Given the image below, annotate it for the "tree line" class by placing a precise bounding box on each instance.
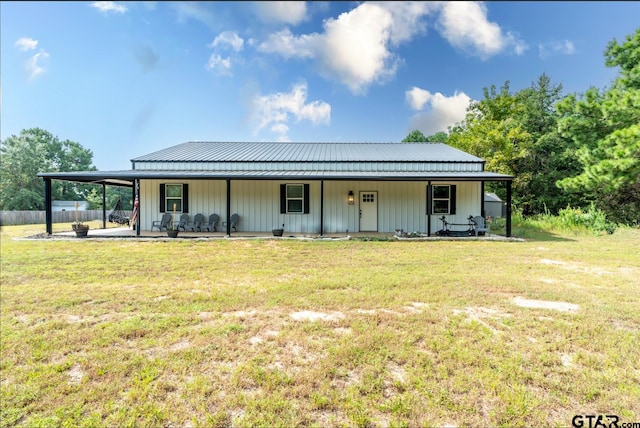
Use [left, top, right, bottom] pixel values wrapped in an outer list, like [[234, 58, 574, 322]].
[[2, 29, 638, 225], [404, 28, 639, 226]]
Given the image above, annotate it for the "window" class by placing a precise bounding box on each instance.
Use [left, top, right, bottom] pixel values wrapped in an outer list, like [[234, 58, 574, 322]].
[[280, 184, 310, 214], [160, 183, 189, 213], [430, 185, 456, 215], [286, 184, 304, 213]]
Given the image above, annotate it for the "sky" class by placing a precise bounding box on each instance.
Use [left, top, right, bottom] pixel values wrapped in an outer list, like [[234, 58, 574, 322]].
[[2, 1, 639, 171]]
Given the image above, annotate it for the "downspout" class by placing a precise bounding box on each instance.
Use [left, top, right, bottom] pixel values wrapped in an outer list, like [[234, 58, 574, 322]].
[[226, 179, 231, 236], [44, 178, 52, 235], [506, 180, 512, 238], [320, 180, 324, 237], [102, 183, 107, 229]]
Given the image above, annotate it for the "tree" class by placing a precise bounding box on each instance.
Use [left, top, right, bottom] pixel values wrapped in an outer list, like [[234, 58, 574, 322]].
[[0, 128, 97, 210], [557, 28, 640, 224], [402, 130, 449, 143], [402, 130, 429, 142]]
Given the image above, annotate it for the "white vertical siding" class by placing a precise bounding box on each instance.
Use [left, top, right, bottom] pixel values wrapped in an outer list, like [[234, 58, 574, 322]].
[[139, 179, 227, 230], [139, 179, 483, 234]]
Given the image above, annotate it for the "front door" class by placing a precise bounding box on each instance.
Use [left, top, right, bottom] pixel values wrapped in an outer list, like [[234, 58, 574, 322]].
[[359, 191, 378, 232]]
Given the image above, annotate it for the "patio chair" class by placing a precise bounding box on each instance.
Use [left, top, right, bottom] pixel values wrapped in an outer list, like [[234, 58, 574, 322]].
[[230, 213, 240, 232], [188, 213, 205, 232], [472, 215, 490, 237], [151, 213, 172, 231], [177, 213, 190, 231], [203, 214, 219, 232]]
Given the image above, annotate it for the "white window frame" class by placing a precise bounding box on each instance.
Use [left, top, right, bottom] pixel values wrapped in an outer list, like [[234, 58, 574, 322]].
[[165, 184, 184, 213], [432, 185, 451, 214], [286, 184, 304, 214]]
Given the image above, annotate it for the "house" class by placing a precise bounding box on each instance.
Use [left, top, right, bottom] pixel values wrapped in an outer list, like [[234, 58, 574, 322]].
[[38, 141, 514, 237]]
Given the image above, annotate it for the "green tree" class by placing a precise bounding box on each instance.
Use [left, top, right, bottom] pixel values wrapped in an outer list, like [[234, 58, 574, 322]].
[[0, 128, 97, 210], [402, 130, 429, 142], [402, 130, 449, 143], [557, 28, 640, 224]]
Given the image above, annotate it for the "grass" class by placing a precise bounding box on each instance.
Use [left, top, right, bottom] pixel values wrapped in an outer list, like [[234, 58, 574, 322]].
[[1, 223, 639, 427]]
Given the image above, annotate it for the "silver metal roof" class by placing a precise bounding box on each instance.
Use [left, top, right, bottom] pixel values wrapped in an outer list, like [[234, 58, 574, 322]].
[[131, 142, 484, 163]]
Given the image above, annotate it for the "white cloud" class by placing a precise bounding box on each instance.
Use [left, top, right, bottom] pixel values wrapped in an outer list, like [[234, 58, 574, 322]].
[[436, 2, 527, 59], [253, 1, 308, 25], [209, 31, 244, 52], [405, 86, 432, 111], [406, 88, 471, 135], [258, 28, 316, 59], [258, 2, 435, 94], [171, 2, 216, 28], [91, 1, 128, 14], [539, 40, 575, 59], [15, 37, 38, 51], [26, 49, 50, 80], [206, 54, 232, 76], [251, 82, 331, 140]]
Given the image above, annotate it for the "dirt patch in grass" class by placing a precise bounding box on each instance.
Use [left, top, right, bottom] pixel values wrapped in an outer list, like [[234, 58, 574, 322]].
[[512, 296, 579, 312]]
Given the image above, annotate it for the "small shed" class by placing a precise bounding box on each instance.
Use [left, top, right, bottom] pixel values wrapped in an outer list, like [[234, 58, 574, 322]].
[[484, 193, 504, 219], [52, 201, 89, 212]]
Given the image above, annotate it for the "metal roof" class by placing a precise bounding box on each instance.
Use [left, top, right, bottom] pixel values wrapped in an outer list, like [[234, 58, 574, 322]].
[[131, 142, 484, 163]]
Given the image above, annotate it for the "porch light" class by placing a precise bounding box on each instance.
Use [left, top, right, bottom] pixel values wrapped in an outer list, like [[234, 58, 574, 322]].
[[348, 190, 355, 205]]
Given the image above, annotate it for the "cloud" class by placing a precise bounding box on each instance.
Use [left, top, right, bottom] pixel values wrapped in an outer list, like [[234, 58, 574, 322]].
[[206, 31, 244, 76], [26, 49, 50, 80], [406, 88, 471, 135], [170, 2, 217, 28], [436, 2, 527, 59], [253, 1, 308, 25], [538, 40, 575, 59], [250, 81, 331, 140], [258, 2, 435, 94], [206, 54, 232, 76], [15, 37, 38, 51], [209, 31, 244, 52], [91, 1, 128, 14]]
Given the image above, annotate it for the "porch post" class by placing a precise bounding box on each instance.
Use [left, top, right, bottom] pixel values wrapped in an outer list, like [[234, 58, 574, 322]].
[[135, 179, 140, 237], [226, 179, 231, 236], [481, 181, 485, 218], [102, 183, 107, 229], [506, 180, 512, 238], [320, 180, 324, 237], [426, 181, 431, 237], [44, 178, 52, 235]]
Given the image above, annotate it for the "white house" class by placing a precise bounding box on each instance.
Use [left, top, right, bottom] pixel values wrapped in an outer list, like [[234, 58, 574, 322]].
[[38, 141, 514, 236]]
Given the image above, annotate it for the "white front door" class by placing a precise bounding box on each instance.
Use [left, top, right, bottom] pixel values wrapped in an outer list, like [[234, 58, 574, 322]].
[[359, 191, 378, 232]]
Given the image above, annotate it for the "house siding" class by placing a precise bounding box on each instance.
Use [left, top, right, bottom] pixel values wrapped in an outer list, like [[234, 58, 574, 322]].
[[139, 178, 482, 234]]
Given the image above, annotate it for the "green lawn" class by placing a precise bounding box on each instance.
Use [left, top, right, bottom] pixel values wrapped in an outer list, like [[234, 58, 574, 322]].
[[1, 224, 639, 427]]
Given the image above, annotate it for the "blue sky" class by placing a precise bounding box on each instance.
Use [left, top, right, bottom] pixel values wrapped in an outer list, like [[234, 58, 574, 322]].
[[2, 1, 639, 171]]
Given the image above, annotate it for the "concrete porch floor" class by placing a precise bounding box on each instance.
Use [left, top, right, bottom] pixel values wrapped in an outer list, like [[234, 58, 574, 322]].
[[47, 226, 519, 241]]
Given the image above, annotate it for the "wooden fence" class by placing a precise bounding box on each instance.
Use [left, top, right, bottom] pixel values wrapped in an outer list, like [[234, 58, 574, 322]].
[[0, 210, 132, 226]]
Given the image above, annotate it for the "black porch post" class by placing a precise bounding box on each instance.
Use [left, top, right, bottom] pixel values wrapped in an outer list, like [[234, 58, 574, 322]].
[[226, 179, 231, 236], [44, 178, 52, 235], [506, 180, 512, 238], [102, 183, 107, 229], [320, 180, 324, 237], [481, 181, 485, 218], [426, 181, 431, 237], [135, 179, 141, 237]]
